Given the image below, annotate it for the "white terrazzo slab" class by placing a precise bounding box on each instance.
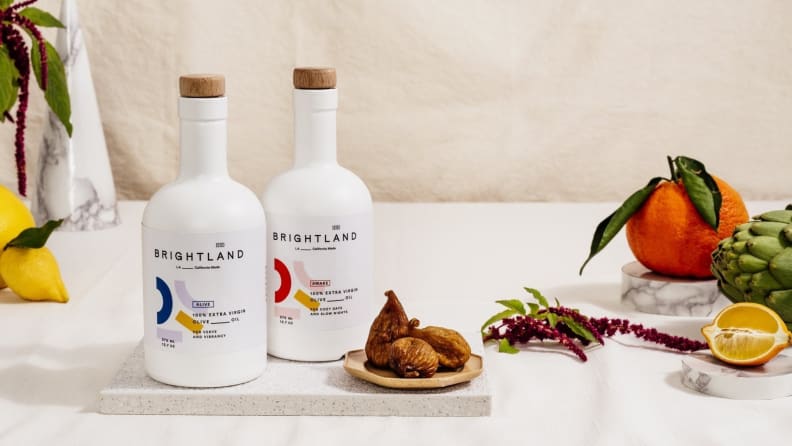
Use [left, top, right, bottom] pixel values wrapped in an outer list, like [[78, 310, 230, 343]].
[[99, 335, 491, 417]]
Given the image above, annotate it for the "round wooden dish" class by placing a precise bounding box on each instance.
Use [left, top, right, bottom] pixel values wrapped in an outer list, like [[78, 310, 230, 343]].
[[343, 349, 483, 389]]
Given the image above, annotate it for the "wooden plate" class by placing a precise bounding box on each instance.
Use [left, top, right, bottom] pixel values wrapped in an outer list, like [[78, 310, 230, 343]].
[[343, 349, 483, 389]]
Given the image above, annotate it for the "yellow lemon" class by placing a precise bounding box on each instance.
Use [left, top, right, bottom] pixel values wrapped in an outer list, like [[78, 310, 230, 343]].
[[0, 246, 69, 303], [701, 302, 791, 366], [0, 185, 35, 288]]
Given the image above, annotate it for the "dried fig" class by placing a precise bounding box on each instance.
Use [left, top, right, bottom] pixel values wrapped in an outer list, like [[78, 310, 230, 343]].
[[388, 337, 439, 378], [408, 319, 471, 369], [365, 290, 409, 367]]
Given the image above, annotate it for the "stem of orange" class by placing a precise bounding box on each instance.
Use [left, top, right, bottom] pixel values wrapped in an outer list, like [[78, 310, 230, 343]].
[[666, 156, 677, 182]]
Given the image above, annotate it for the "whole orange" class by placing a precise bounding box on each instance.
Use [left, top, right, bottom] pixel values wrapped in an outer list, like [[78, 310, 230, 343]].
[[625, 177, 748, 278]]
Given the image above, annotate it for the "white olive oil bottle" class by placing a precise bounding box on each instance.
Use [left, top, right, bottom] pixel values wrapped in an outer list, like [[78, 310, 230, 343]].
[[262, 68, 373, 361], [142, 74, 267, 386]]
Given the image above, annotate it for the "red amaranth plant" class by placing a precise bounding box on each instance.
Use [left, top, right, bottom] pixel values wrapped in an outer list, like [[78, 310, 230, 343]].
[[1, 0, 72, 196], [481, 287, 708, 361]]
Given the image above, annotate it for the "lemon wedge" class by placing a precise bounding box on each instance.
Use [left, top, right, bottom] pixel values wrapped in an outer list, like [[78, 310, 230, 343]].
[[702, 302, 791, 366]]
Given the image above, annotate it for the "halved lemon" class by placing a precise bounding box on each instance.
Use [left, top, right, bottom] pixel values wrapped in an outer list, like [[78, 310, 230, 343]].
[[702, 302, 791, 366]]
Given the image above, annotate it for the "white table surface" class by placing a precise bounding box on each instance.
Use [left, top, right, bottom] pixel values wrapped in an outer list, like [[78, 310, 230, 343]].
[[2, 200, 791, 445]]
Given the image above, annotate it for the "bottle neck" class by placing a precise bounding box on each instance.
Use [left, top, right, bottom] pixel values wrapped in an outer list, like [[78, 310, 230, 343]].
[[178, 97, 229, 179], [294, 89, 337, 168]]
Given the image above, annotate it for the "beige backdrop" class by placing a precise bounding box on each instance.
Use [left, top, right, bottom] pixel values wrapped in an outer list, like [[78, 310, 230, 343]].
[[2, 0, 791, 201]]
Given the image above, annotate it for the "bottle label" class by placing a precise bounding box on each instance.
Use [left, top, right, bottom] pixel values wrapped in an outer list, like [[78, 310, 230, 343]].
[[142, 226, 266, 354], [267, 213, 372, 331]]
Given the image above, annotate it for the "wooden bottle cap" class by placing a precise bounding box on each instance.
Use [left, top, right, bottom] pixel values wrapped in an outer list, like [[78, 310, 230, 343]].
[[179, 74, 225, 98], [293, 67, 336, 89]]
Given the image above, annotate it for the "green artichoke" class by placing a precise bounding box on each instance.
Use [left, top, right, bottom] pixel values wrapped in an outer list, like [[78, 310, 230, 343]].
[[711, 206, 792, 327]]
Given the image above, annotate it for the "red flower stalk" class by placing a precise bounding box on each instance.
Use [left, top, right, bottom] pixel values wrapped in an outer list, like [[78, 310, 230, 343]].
[[588, 317, 708, 352], [1, 24, 31, 197], [10, 0, 38, 10], [486, 316, 588, 361], [0, 0, 52, 196], [547, 306, 605, 346], [12, 14, 47, 90]]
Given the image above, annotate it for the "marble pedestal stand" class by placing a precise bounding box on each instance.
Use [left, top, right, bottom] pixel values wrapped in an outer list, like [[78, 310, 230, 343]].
[[682, 352, 792, 400], [621, 261, 727, 317]]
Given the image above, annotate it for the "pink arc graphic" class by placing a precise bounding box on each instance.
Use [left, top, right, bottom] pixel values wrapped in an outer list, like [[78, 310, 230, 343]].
[[272, 259, 322, 311], [294, 261, 328, 291]]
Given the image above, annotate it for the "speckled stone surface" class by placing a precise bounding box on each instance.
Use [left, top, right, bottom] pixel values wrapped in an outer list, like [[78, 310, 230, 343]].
[[681, 352, 792, 400], [99, 335, 491, 417], [621, 261, 727, 316]]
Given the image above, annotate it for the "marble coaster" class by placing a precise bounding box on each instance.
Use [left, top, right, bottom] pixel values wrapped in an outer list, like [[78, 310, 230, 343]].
[[621, 261, 726, 316], [99, 334, 491, 417], [681, 352, 792, 399]]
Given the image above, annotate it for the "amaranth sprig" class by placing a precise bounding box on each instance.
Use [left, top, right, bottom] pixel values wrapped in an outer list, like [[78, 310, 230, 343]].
[[481, 287, 708, 361]]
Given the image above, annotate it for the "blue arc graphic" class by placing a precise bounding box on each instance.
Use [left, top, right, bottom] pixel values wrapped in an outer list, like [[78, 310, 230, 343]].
[[156, 277, 173, 325]]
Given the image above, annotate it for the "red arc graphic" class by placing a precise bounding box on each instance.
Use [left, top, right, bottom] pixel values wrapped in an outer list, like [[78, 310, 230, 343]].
[[274, 258, 291, 303]]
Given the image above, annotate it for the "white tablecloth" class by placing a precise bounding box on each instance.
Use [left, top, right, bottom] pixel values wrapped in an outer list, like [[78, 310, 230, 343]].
[[1, 201, 790, 445]]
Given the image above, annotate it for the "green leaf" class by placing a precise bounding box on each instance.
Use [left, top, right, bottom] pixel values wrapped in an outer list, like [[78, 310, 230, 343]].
[[5, 219, 63, 250], [563, 317, 598, 343], [18, 7, 65, 28], [31, 40, 72, 136], [675, 156, 721, 230], [480, 309, 517, 334], [0, 46, 20, 118], [498, 339, 519, 354], [496, 299, 526, 315], [0, 0, 13, 9], [579, 177, 664, 274], [527, 302, 540, 315], [523, 287, 549, 307], [546, 312, 558, 328]]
